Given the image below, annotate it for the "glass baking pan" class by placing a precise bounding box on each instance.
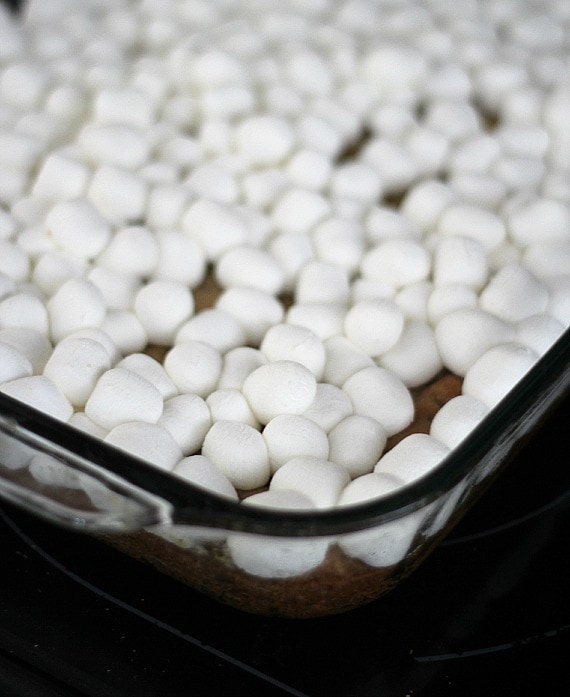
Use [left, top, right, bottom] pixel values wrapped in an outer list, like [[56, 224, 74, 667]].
[[1, 328, 568, 618]]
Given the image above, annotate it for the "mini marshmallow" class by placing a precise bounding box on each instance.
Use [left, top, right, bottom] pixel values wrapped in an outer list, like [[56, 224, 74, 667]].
[[522, 241, 570, 280], [152, 229, 207, 288], [216, 286, 284, 345], [0, 375, 73, 422], [328, 161, 383, 203], [285, 149, 332, 190], [172, 455, 238, 500], [262, 414, 330, 473], [87, 165, 148, 225], [379, 320, 443, 387], [96, 224, 159, 277], [295, 260, 350, 306], [432, 235, 489, 291], [234, 114, 295, 167], [343, 298, 405, 357], [296, 113, 344, 158], [93, 87, 156, 129], [515, 314, 566, 356], [242, 360, 318, 425], [360, 238, 431, 289], [448, 133, 501, 173], [267, 231, 314, 292], [437, 204, 506, 252], [260, 323, 326, 380], [100, 310, 148, 356], [302, 382, 354, 433], [206, 388, 259, 428], [31, 251, 87, 297], [68, 411, 109, 439], [241, 167, 289, 210], [45, 198, 112, 260], [0, 240, 30, 282], [185, 160, 239, 204], [343, 366, 414, 437], [492, 155, 545, 191], [181, 199, 248, 262], [64, 327, 121, 366], [0, 341, 33, 384], [214, 245, 284, 295], [175, 309, 247, 354], [163, 341, 222, 398], [322, 335, 375, 387], [31, 149, 90, 202], [146, 183, 190, 231], [43, 336, 112, 407], [78, 123, 150, 169], [400, 178, 456, 232], [311, 217, 366, 276], [270, 455, 349, 508], [507, 197, 570, 247], [28, 453, 84, 490], [47, 277, 107, 344], [0, 292, 49, 335], [217, 346, 267, 390], [435, 307, 515, 376], [395, 280, 432, 323], [375, 433, 450, 483], [462, 342, 539, 408], [285, 302, 346, 341], [360, 137, 418, 193], [202, 420, 270, 490], [405, 125, 449, 176], [158, 393, 211, 456], [117, 353, 177, 400], [328, 415, 387, 478], [87, 266, 141, 311], [0, 130, 42, 172], [134, 279, 194, 346], [227, 490, 328, 579], [479, 263, 549, 322], [427, 284, 479, 325], [271, 187, 332, 236], [0, 61, 51, 110], [85, 367, 163, 430], [104, 421, 182, 471], [429, 394, 490, 450], [0, 327, 52, 373]]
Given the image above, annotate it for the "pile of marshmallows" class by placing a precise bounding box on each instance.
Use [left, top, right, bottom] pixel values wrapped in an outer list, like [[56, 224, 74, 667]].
[[1, 0, 569, 539]]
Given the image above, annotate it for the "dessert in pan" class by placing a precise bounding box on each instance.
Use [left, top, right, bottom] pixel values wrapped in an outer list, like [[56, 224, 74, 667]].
[[0, 0, 568, 617]]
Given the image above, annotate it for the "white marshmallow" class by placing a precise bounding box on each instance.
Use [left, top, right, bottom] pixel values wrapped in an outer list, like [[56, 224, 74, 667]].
[[158, 393, 211, 456], [395, 280, 432, 323], [68, 411, 109, 439], [206, 388, 259, 428], [432, 235, 489, 290], [515, 314, 566, 356], [116, 353, 177, 400], [0, 341, 33, 384], [379, 320, 443, 388], [217, 346, 267, 390], [227, 490, 328, 579], [32, 150, 90, 202], [295, 260, 350, 306], [286, 302, 346, 341], [322, 335, 375, 387], [462, 342, 539, 409], [87, 165, 148, 225], [0, 129, 42, 172], [0, 375, 73, 422], [344, 298, 405, 357], [47, 277, 107, 344], [429, 395, 490, 450], [241, 168, 288, 210], [87, 266, 141, 311], [93, 87, 156, 129], [522, 241, 570, 280], [328, 161, 383, 203], [360, 238, 431, 289], [185, 160, 239, 204], [267, 231, 314, 292], [405, 125, 449, 176], [85, 367, 163, 431], [46, 198, 112, 261], [242, 360, 318, 425], [375, 433, 450, 483], [0, 61, 51, 110], [427, 284, 479, 325], [0, 292, 49, 335], [492, 155, 546, 191], [163, 341, 222, 398], [78, 123, 150, 169], [216, 287, 284, 345], [43, 337, 112, 407], [172, 455, 238, 500], [328, 415, 387, 478], [360, 137, 418, 193], [507, 197, 570, 247], [181, 199, 248, 262], [302, 382, 354, 433], [270, 455, 349, 508], [152, 229, 207, 288], [262, 414, 330, 473], [234, 114, 295, 167], [260, 323, 326, 380], [214, 245, 284, 295], [105, 422, 182, 471], [202, 420, 270, 490], [0, 240, 30, 282], [285, 149, 332, 190], [296, 113, 344, 158], [342, 366, 414, 437], [449, 172, 507, 208], [64, 327, 121, 366], [96, 224, 159, 277], [134, 279, 194, 346], [448, 133, 501, 173], [437, 204, 506, 252], [311, 217, 366, 276], [175, 309, 247, 354], [0, 327, 52, 373], [31, 251, 86, 297], [435, 307, 515, 376], [100, 310, 148, 356], [400, 178, 456, 232], [271, 187, 332, 236], [479, 264, 549, 323], [146, 184, 189, 231]]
